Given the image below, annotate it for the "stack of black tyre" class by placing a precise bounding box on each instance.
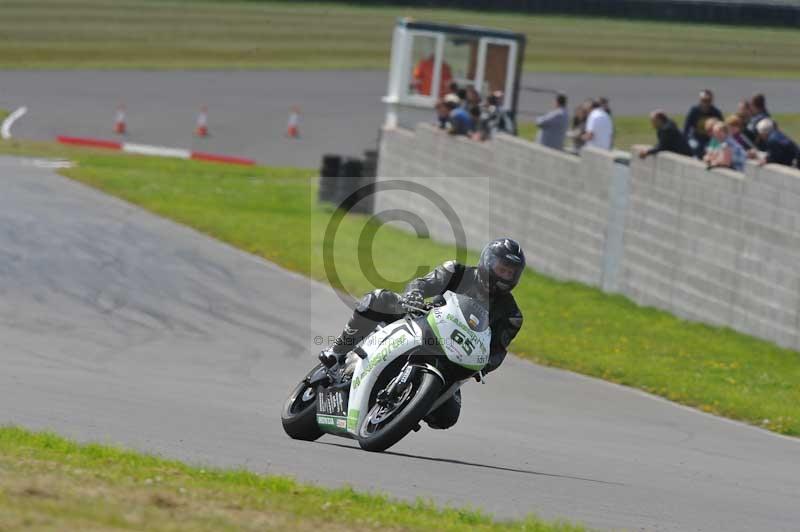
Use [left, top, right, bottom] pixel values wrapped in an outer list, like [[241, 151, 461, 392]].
[[317, 151, 377, 215]]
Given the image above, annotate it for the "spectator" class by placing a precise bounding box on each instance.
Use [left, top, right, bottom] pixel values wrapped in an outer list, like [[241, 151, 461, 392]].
[[567, 100, 592, 152], [456, 88, 468, 106], [435, 100, 449, 129], [725, 114, 757, 156], [412, 54, 452, 98], [638, 110, 692, 159], [683, 89, 724, 158], [599, 97, 612, 116], [440, 82, 460, 107], [468, 105, 483, 141], [436, 94, 460, 129], [484, 91, 516, 136], [703, 118, 722, 153], [582, 100, 614, 151], [756, 118, 799, 168], [746, 93, 772, 145], [446, 81, 459, 98], [599, 96, 615, 146], [736, 99, 753, 125], [448, 100, 473, 136], [465, 86, 482, 107], [704, 122, 747, 171], [535, 93, 569, 150]]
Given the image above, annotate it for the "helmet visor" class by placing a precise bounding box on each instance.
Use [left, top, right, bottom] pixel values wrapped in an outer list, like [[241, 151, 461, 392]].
[[492, 260, 518, 282], [485, 254, 523, 292]]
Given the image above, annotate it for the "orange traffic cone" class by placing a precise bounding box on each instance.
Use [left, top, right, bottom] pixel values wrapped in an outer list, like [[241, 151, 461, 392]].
[[287, 106, 300, 138], [114, 104, 127, 135], [195, 106, 209, 137]]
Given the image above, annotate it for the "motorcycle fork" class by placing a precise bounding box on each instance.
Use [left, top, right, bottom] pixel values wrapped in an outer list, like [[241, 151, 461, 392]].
[[376, 361, 414, 406]]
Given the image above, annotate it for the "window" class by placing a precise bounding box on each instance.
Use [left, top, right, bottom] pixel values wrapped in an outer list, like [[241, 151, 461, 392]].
[[442, 35, 479, 92]]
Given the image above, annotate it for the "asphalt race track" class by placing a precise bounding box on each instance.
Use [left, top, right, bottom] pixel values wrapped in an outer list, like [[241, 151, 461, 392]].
[[2, 71, 800, 167], [1, 155, 799, 531]]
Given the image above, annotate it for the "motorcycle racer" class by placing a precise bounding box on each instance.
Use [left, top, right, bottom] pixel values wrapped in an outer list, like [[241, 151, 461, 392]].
[[319, 238, 525, 429]]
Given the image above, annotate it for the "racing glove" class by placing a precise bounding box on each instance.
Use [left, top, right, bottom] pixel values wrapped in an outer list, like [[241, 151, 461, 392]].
[[400, 289, 425, 310]]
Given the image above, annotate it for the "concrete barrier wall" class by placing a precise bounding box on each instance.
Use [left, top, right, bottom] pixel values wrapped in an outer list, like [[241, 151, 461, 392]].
[[625, 154, 800, 349], [375, 123, 618, 287], [375, 123, 800, 350]]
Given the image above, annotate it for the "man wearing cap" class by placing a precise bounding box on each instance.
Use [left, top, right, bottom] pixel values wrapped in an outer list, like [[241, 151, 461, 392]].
[[436, 93, 461, 129], [756, 118, 799, 168]]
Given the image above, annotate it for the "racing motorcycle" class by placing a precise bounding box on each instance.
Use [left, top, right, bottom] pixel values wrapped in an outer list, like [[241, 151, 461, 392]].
[[281, 290, 491, 452]]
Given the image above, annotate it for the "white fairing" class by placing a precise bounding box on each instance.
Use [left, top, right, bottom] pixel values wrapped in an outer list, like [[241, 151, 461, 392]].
[[345, 318, 421, 434], [344, 290, 490, 436]]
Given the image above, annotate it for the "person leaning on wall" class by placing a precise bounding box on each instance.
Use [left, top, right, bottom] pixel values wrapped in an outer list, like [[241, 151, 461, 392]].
[[724, 114, 758, 159], [639, 110, 692, 159], [704, 122, 747, 172], [566, 100, 592, 153], [581, 100, 614, 151], [756, 118, 800, 168], [683, 89, 723, 158], [746, 93, 772, 146]]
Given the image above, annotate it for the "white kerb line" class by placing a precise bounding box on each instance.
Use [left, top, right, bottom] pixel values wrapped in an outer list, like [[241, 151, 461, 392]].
[[1, 106, 28, 140], [123, 142, 191, 159]]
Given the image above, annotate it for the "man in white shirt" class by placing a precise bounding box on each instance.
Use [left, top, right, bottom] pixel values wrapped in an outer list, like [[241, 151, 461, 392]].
[[582, 100, 613, 150]]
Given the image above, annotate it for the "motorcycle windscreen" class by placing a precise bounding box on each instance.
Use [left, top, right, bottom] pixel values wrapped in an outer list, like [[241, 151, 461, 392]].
[[427, 291, 491, 371]]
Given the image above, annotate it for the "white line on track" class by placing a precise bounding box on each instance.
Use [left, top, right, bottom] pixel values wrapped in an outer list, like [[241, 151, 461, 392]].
[[1, 106, 28, 140], [123, 142, 191, 159]]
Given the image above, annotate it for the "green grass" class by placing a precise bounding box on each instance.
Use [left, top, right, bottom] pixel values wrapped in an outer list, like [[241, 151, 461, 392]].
[[0, 109, 9, 123], [1, 138, 798, 436], [518, 113, 800, 150], [1, 0, 799, 77], [0, 426, 584, 531]]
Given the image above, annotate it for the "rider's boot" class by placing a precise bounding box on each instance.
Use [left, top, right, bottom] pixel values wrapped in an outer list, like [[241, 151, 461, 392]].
[[319, 292, 395, 368], [318, 324, 363, 368], [318, 343, 347, 368]]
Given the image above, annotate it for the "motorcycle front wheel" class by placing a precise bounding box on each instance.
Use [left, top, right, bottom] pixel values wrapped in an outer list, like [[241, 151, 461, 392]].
[[357, 368, 442, 452], [281, 364, 325, 441]]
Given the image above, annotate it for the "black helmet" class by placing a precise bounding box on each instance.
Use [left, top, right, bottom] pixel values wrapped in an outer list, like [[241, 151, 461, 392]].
[[477, 238, 526, 295]]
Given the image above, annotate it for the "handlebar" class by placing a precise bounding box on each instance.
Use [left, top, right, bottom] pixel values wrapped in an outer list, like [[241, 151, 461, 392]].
[[400, 294, 446, 314], [400, 301, 432, 314]]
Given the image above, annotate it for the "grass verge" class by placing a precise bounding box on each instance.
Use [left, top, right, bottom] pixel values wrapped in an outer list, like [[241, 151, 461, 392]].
[[0, 426, 584, 531], [518, 113, 800, 151], [0, 137, 799, 438], [0, 0, 798, 77]]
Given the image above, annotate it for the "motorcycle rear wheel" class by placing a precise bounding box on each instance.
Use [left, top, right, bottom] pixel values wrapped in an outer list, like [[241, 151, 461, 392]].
[[357, 368, 442, 452]]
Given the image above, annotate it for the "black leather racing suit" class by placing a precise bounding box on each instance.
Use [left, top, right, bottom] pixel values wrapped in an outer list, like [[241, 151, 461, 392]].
[[331, 260, 524, 429]]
